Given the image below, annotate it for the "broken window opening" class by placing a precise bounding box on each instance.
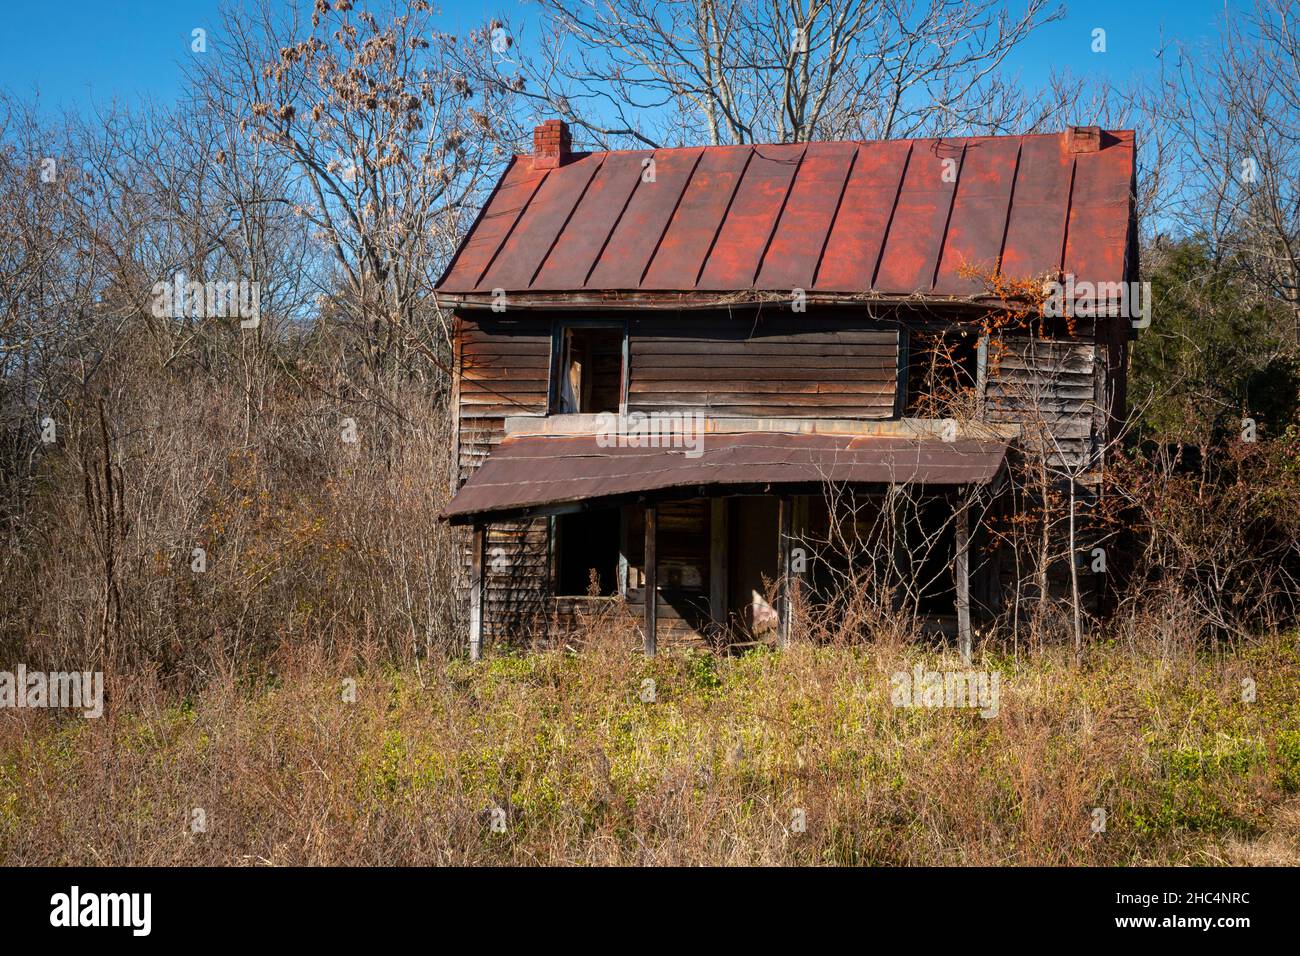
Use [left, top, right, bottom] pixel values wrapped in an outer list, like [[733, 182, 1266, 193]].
[[905, 328, 980, 419], [556, 326, 623, 414]]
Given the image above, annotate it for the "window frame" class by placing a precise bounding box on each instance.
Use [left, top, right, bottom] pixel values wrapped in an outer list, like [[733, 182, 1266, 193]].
[[548, 319, 629, 416]]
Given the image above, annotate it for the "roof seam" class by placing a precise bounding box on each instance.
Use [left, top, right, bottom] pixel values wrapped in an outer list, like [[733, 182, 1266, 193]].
[[635, 148, 706, 289], [810, 145, 859, 289], [473, 167, 550, 290], [870, 141, 915, 291], [930, 140, 969, 292], [994, 139, 1024, 277], [1058, 151, 1079, 278], [751, 145, 809, 287], [526, 154, 606, 288], [690, 148, 757, 289], [435, 155, 516, 290], [581, 152, 652, 288]]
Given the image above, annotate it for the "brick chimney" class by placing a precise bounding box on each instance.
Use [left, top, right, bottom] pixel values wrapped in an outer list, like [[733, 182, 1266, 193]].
[[533, 119, 571, 170], [1067, 125, 1102, 154]]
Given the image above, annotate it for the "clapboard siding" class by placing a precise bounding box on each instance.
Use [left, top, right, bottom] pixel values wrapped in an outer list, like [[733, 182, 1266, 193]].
[[985, 336, 1100, 472], [455, 316, 553, 647], [457, 317, 552, 419], [481, 518, 551, 643], [628, 316, 899, 418]]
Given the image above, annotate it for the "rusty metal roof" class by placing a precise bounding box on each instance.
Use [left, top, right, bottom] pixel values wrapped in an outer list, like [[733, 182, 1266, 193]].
[[436, 129, 1135, 304], [441, 432, 1008, 522]]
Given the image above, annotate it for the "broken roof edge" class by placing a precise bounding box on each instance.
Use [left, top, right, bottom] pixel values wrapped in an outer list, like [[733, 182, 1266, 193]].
[[432, 288, 1146, 325]]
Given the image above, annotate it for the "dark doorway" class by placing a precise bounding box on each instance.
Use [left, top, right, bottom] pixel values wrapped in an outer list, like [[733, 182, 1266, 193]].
[[555, 508, 620, 596], [728, 496, 780, 638]]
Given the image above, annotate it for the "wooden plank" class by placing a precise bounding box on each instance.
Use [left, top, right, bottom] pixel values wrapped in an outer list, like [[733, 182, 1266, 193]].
[[631, 354, 898, 371], [644, 504, 657, 656], [710, 497, 728, 630], [469, 524, 485, 661], [955, 497, 971, 664], [777, 495, 793, 648]]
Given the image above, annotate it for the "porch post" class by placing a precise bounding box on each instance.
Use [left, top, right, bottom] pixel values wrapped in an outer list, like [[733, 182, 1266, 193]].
[[709, 498, 728, 630], [777, 494, 794, 648], [955, 490, 972, 664], [469, 523, 485, 661], [643, 503, 657, 656]]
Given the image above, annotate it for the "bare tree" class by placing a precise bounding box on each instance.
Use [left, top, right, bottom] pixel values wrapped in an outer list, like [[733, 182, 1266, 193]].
[[1153, 0, 1300, 338], [196, 0, 512, 384], [471, 0, 1082, 149]]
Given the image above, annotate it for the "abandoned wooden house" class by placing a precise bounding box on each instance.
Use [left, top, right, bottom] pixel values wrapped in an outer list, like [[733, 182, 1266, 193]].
[[436, 120, 1139, 658]]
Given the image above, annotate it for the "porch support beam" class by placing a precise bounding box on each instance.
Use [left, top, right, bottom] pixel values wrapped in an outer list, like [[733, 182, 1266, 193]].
[[469, 523, 485, 661], [955, 490, 972, 664], [777, 494, 794, 648], [709, 498, 728, 630], [643, 503, 657, 656]]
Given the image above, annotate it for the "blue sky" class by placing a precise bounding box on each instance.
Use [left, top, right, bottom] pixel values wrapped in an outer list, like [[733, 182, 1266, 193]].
[[0, 0, 1228, 115]]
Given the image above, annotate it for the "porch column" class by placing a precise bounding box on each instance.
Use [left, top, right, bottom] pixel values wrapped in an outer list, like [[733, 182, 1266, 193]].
[[777, 494, 794, 648], [709, 498, 728, 629], [955, 490, 972, 664], [643, 503, 657, 656], [469, 523, 485, 661]]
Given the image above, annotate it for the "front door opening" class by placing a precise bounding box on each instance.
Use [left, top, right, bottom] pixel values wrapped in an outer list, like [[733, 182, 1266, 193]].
[[555, 507, 620, 596]]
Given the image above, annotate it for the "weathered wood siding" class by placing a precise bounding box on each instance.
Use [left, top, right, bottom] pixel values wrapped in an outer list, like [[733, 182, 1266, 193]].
[[456, 315, 552, 648], [627, 316, 899, 418], [456, 315, 551, 483], [984, 336, 1100, 473]]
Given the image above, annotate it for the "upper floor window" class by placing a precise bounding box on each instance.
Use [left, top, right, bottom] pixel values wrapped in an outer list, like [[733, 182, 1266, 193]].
[[904, 329, 979, 419], [555, 325, 624, 414]]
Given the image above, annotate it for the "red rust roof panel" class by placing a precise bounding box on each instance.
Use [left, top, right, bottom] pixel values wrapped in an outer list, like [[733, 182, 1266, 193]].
[[697, 144, 805, 290], [530, 150, 652, 290], [999, 134, 1073, 283], [441, 432, 1008, 521], [755, 141, 857, 291], [813, 140, 911, 292], [587, 147, 702, 289], [872, 139, 965, 295], [933, 136, 1021, 295], [440, 157, 547, 291], [479, 152, 604, 291], [1063, 130, 1135, 288], [642, 145, 751, 290], [435, 130, 1135, 301]]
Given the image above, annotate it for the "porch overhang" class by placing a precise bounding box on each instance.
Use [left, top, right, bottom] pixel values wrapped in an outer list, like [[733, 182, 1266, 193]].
[[441, 431, 1009, 525]]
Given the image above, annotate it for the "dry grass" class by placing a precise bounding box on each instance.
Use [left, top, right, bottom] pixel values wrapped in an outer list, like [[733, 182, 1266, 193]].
[[3, 622, 1298, 866]]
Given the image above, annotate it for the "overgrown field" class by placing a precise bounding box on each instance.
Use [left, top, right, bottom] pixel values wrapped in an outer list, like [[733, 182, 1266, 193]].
[[3, 624, 1299, 866]]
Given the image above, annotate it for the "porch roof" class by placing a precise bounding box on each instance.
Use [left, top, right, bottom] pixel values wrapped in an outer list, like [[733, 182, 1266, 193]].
[[441, 431, 1008, 523]]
